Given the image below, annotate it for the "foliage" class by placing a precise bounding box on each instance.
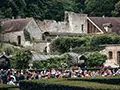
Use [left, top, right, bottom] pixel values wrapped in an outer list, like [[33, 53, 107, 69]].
[[0, 0, 80, 21], [51, 37, 87, 53], [19, 77, 120, 90], [33, 54, 72, 69], [68, 77, 120, 85], [84, 0, 116, 16], [0, 84, 19, 90], [72, 46, 104, 54], [0, 45, 14, 55], [24, 29, 31, 41], [0, 56, 10, 69], [11, 49, 32, 69], [112, 1, 120, 16], [0, 0, 120, 20], [86, 52, 107, 67], [51, 34, 120, 53]]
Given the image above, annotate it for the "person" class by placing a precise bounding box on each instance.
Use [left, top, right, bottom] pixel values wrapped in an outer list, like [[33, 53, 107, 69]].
[[114, 68, 120, 76], [71, 72, 77, 78], [7, 77, 15, 85], [51, 68, 56, 78], [19, 72, 25, 81]]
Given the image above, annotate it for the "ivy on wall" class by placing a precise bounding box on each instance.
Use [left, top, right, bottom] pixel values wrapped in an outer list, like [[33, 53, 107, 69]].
[[24, 29, 31, 41]]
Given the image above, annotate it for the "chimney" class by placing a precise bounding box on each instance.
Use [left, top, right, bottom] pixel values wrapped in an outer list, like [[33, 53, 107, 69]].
[[103, 23, 113, 32], [12, 16, 14, 19], [64, 11, 69, 22], [102, 15, 105, 18]]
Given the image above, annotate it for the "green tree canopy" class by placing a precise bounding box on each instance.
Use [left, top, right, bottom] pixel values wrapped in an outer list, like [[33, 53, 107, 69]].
[[51, 34, 120, 53], [86, 52, 107, 67], [112, 1, 120, 16], [11, 49, 32, 69], [0, 0, 120, 20], [33, 54, 72, 69], [84, 0, 116, 16]]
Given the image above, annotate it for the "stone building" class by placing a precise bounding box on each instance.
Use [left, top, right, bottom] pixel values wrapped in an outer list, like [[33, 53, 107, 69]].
[[0, 54, 10, 69], [1, 11, 120, 54], [37, 11, 87, 34], [36, 11, 88, 41], [0, 18, 42, 47], [104, 45, 120, 68], [87, 17, 120, 34], [36, 11, 120, 41]]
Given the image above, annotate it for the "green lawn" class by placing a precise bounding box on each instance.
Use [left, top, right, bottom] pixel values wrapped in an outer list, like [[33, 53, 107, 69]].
[[0, 84, 19, 90]]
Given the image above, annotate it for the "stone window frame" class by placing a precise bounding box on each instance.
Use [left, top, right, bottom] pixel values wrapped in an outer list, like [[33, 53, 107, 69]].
[[81, 24, 84, 32], [117, 51, 120, 64]]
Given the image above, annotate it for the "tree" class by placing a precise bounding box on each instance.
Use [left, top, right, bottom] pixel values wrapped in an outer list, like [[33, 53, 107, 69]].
[[0, 22, 4, 44], [84, 0, 116, 16], [33, 53, 72, 69], [86, 52, 107, 67], [11, 49, 32, 69], [0, 45, 14, 55], [0, 0, 120, 20], [112, 1, 120, 16], [51, 37, 87, 53], [0, 10, 4, 18], [41, 0, 78, 21], [74, 0, 85, 13], [51, 34, 120, 53]]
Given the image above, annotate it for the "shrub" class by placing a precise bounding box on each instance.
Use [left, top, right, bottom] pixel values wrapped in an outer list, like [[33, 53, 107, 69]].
[[86, 52, 107, 67], [33, 54, 72, 69], [51, 34, 120, 53], [51, 37, 87, 53], [0, 84, 19, 90], [11, 49, 32, 69], [68, 77, 120, 85], [19, 78, 120, 90]]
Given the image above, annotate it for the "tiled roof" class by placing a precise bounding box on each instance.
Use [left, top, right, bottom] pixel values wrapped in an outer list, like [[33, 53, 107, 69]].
[[88, 17, 120, 34], [1, 18, 32, 33]]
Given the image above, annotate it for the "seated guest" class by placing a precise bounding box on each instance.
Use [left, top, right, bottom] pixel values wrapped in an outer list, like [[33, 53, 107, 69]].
[[7, 77, 15, 85]]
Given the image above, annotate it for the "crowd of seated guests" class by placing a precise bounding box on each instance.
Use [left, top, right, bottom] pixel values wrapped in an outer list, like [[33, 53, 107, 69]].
[[0, 67, 120, 85]]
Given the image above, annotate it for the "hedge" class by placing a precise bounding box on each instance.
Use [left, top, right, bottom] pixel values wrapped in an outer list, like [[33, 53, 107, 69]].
[[19, 77, 120, 90], [51, 34, 120, 53], [0, 84, 19, 90], [68, 77, 120, 85]]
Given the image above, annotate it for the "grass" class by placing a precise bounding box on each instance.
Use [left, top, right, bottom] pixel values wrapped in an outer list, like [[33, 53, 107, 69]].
[[0, 84, 19, 90]]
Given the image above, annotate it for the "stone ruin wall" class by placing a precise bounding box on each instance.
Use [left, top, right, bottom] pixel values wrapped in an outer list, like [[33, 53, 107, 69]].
[[36, 11, 88, 34], [36, 20, 70, 33], [66, 11, 88, 33]]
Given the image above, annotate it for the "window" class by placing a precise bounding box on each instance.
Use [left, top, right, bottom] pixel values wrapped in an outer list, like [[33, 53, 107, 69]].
[[17, 36, 21, 45], [65, 12, 69, 22], [117, 51, 120, 64], [108, 51, 113, 59], [81, 24, 84, 32]]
